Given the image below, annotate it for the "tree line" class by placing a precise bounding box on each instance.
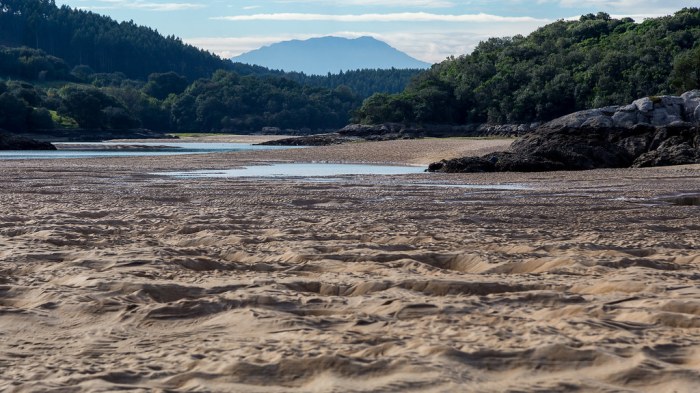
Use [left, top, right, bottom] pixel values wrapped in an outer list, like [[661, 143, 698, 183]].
[[354, 8, 700, 125], [0, 69, 361, 133], [229, 64, 424, 98]]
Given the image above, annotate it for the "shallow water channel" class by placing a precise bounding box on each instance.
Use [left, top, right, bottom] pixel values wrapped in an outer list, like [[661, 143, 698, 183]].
[[0, 142, 293, 159]]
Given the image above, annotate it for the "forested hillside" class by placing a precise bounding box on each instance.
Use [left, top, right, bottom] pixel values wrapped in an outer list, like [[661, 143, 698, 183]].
[[229, 64, 423, 99], [0, 0, 230, 80], [355, 8, 700, 125]]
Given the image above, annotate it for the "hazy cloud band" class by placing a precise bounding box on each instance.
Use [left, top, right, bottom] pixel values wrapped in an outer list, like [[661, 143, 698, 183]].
[[212, 12, 550, 23]]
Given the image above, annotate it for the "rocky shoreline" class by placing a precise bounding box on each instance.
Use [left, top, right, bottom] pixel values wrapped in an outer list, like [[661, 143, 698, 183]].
[[429, 91, 700, 172], [0, 128, 178, 151], [0, 130, 56, 150], [260, 122, 534, 146]]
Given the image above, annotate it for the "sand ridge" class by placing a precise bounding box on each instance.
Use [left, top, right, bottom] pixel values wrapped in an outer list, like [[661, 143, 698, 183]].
[[1, 138, 700, 391]]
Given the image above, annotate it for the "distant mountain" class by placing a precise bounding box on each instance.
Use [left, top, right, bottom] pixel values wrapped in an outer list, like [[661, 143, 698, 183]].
[[231, 36, 431, 75]]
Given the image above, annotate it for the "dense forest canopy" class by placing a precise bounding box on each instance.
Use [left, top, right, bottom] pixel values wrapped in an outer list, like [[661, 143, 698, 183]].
[[0, 69, 362, 133], [229, 64, 424, 99], [355, 8, 700, 125], [0, 0, 230, 80]]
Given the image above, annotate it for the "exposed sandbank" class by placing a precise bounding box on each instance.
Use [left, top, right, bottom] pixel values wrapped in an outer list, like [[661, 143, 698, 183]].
[[1, 138, 699, 392]]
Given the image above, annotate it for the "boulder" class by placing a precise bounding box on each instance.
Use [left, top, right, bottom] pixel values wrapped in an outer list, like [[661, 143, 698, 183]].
[[682, 91, 700, 122]]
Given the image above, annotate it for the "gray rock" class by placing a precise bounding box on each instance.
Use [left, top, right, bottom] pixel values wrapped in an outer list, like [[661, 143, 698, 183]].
[[681, 90, 700, 122], [651, 109, 682, 126], [636, 111, 652, 125], [660, 95, 685, 107], [546, 109, 605, 129], [600, 106, 620, 115], [581, 115, 614, 128], [612, 111, 638, 128], [634, 97, 655, 112]]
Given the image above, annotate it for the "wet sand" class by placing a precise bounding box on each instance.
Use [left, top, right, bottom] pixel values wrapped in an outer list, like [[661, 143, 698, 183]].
[[1, 138, 700, 392]]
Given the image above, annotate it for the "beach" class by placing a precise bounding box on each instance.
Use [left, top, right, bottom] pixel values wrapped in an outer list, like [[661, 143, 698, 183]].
[[2, 137, 700, 392]]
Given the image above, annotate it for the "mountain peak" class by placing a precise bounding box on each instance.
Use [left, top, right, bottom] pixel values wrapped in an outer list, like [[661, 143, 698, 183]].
[[231, 36, 431, 75]]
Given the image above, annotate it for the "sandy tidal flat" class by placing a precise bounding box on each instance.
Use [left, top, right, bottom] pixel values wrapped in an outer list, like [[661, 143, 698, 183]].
[[1, 138, 700, 392]]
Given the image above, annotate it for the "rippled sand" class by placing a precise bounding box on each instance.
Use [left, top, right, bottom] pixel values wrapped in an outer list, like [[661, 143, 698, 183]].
[[1, 138, 700, 392]]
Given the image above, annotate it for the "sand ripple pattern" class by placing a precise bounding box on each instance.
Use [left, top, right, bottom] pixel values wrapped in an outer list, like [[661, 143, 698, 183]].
[[1, 159, 700, 392]]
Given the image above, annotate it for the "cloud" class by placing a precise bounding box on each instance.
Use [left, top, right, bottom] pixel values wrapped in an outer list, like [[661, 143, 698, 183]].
[[543, 0, 695, 16], [212, 12, 549, 23], [273, 0, 455, 8], [79, 0, 205, 11]]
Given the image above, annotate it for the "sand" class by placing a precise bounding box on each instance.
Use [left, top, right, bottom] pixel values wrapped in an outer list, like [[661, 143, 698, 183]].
[[1, 138, 700, 392]]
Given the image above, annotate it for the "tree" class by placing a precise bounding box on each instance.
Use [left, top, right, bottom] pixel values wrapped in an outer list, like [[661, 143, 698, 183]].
[[143, 72, 189, 100], [671, 46, 700, 92], [0, 92, 31, 131], [58, 86, 121, 128]]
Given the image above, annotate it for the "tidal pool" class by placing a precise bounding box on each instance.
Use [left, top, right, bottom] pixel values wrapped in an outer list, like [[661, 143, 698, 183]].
[[155, 163, 533, 191], [156, 163, 426, 178]]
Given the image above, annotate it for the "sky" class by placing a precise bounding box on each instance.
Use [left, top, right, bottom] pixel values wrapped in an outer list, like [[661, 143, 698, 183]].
[[55, 1, 697, 63]]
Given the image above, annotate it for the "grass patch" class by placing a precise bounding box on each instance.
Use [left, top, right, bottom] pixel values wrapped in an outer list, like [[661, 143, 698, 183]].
[[49, 110, 79, 129]]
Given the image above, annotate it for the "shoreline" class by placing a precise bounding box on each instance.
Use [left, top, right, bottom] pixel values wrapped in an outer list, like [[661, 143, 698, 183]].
[[0, 137, 516, 171]]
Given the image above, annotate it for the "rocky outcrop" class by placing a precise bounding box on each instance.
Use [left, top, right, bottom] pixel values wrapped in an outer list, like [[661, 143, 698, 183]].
[[429, 91, 700, 172], [542, 91, 700, 130], [0, 130, 56, 150], [261, 122, 536, 146]]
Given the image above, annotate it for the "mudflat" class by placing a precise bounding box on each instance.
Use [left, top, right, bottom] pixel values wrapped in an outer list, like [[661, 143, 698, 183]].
[[1, 138, 699, 392]]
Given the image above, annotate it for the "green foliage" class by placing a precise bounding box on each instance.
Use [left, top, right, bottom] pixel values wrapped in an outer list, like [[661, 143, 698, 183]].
[[0, 92, 29, 131], [8, 76, 368, 134], [229, 64, 424, 98], [49, 110, 79, 129], [142, 72, 189, 100], [0, 46, 71, 81], [671, 45, 700, 91], [282, 68, 424, 98], [28, 107, 53, 129], [57, 85, 137, 129], [163, 70, 361, 132], [0, 0, 231, 80], [356, 8, 700, 125]]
